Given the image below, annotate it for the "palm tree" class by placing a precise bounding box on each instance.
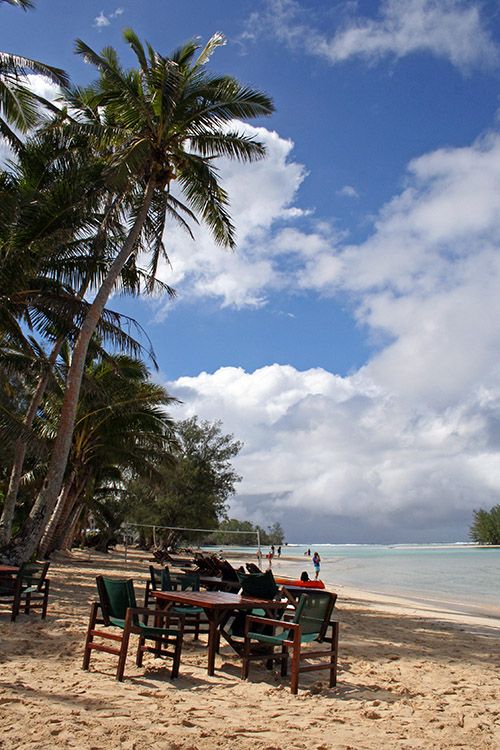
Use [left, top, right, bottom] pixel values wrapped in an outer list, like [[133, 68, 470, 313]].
[[1, 0, 68, 147], [0, 129, 164, 546], [1, 1, 35, 8], [5, 29, 273, 563], [39, 353, 178, 555]]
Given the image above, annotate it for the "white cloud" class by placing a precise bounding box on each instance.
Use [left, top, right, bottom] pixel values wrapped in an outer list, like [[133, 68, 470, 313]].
[[94, 11, 110, 28], [150, 124, 309, 312], [162, 126, 500, 541], [94, 8, 124, 29], [337, 185, 359, 199], [245, 0, 499, 71], [168, 364, 500, 540]]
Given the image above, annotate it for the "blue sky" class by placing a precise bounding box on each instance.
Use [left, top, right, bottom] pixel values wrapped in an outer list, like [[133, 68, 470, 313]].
[[4, 0, 500, 543]]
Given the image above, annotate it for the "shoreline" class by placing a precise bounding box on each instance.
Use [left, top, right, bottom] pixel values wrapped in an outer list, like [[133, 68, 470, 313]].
[[220, 550, 500, 627]]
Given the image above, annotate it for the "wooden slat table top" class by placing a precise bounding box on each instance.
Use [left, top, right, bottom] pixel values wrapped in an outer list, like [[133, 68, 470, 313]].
[[0, 565, 18, 573], [151, 589, 272, 610]]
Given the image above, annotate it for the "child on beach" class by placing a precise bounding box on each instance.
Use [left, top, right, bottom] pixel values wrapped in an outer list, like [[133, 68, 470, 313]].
[[312, 551, 321, 580]]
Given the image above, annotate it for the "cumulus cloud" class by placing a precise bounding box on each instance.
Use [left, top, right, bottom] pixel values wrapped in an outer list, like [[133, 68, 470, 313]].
[[163, 127, 500, 541], [244, 0, 498, 71], [168, 364, 500, 541]]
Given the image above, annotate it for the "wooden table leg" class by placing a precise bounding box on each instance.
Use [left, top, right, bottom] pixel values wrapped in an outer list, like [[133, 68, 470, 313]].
[[207, 615, 219, 675]]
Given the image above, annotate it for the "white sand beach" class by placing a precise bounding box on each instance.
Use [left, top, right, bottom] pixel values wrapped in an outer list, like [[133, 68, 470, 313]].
[[0, 548, 499, 749]]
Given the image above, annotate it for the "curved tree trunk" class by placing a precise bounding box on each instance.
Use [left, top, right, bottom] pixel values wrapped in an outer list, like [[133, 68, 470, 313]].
[[2, 181, 155, 564], [38, 469, 76, 557], [40, 468, 90, 556], [60, 503, 85, 551]]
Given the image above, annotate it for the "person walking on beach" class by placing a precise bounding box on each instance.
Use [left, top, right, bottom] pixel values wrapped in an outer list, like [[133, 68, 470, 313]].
[[312, 551, 321, 580], [277, 545, 281, 558]]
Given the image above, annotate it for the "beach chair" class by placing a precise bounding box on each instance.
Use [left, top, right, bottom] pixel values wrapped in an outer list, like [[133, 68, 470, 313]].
[[83, 576, 184, 681], [0, 562, 50, 622], [144, 566, 206, 640], [241, 590, 339, 694], [222, 569, 286, 653]]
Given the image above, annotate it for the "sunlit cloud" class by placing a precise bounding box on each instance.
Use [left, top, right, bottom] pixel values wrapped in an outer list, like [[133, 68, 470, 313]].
[[161, 124, 500, 541]]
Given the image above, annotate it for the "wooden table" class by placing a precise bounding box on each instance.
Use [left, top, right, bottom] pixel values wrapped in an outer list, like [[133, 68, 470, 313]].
[[0, 565, 18, 574], [152, 590, 277, 675]]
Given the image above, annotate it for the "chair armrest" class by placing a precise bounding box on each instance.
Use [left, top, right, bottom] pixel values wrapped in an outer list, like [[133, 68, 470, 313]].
[[244, 614, 300, 636]]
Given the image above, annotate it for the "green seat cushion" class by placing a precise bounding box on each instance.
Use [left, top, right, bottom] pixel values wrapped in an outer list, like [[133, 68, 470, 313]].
[[110, 617, 126, 629], [248, 629, 320, 645], [109, 616, 180, 640], [172, 605, 203, 615]]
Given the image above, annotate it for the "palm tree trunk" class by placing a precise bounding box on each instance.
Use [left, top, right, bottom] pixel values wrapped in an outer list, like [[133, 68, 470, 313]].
[[2, 180, 156, 564], [37, 469, 76, 557], [40, 468, 90, 556], [60, 503, 84, 551]]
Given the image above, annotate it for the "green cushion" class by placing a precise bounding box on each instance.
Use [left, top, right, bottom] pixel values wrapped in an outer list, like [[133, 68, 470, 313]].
[[173, 605, 203, 615], [248, 629, 320, 645], [109, 616, 180, 640]]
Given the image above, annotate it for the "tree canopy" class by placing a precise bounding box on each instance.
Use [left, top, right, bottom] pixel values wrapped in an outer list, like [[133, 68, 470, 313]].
[[0, 25, 273, 563], [469, 505, 500, 545]]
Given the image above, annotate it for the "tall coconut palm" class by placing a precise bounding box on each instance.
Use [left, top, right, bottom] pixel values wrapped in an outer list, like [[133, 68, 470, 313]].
[[5, 29, 273, 563], [0, 128, 166, 546]]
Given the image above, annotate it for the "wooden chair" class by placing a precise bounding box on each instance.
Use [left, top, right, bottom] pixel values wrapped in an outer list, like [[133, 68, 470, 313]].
[[144, 565, 207, 640], [242, 590, 339, 694], [0, 562, 50, 622], [221, 570, 286, 662], [83, 575, 184, 681]]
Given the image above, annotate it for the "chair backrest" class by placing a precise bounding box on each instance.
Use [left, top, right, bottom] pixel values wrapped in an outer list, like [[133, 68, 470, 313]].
[[19, 561, 50, 591], [96, 576, 138, 626], [237, 569, 279, 600], [160, 566, 174, 591], [293, 591, 337, 640], [148, 565, 166, 591], [218, 559, 240, 582], [173, 572, 200, 591]]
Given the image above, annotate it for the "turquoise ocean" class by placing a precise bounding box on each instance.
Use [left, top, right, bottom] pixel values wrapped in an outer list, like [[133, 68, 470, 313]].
[[214, 544, 500, 620]]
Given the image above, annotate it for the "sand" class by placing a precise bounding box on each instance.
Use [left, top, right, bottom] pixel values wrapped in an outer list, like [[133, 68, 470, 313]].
[[0, 548, 499, 750]]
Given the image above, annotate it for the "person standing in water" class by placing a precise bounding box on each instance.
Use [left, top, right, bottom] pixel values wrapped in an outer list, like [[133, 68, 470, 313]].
[[312, 551, 321, 580]]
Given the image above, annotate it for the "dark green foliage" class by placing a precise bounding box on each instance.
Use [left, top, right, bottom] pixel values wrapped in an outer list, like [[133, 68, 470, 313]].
[[126, 417, 242, 541], [469, 505, 500, 545], [208, 518, 285, 546]]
